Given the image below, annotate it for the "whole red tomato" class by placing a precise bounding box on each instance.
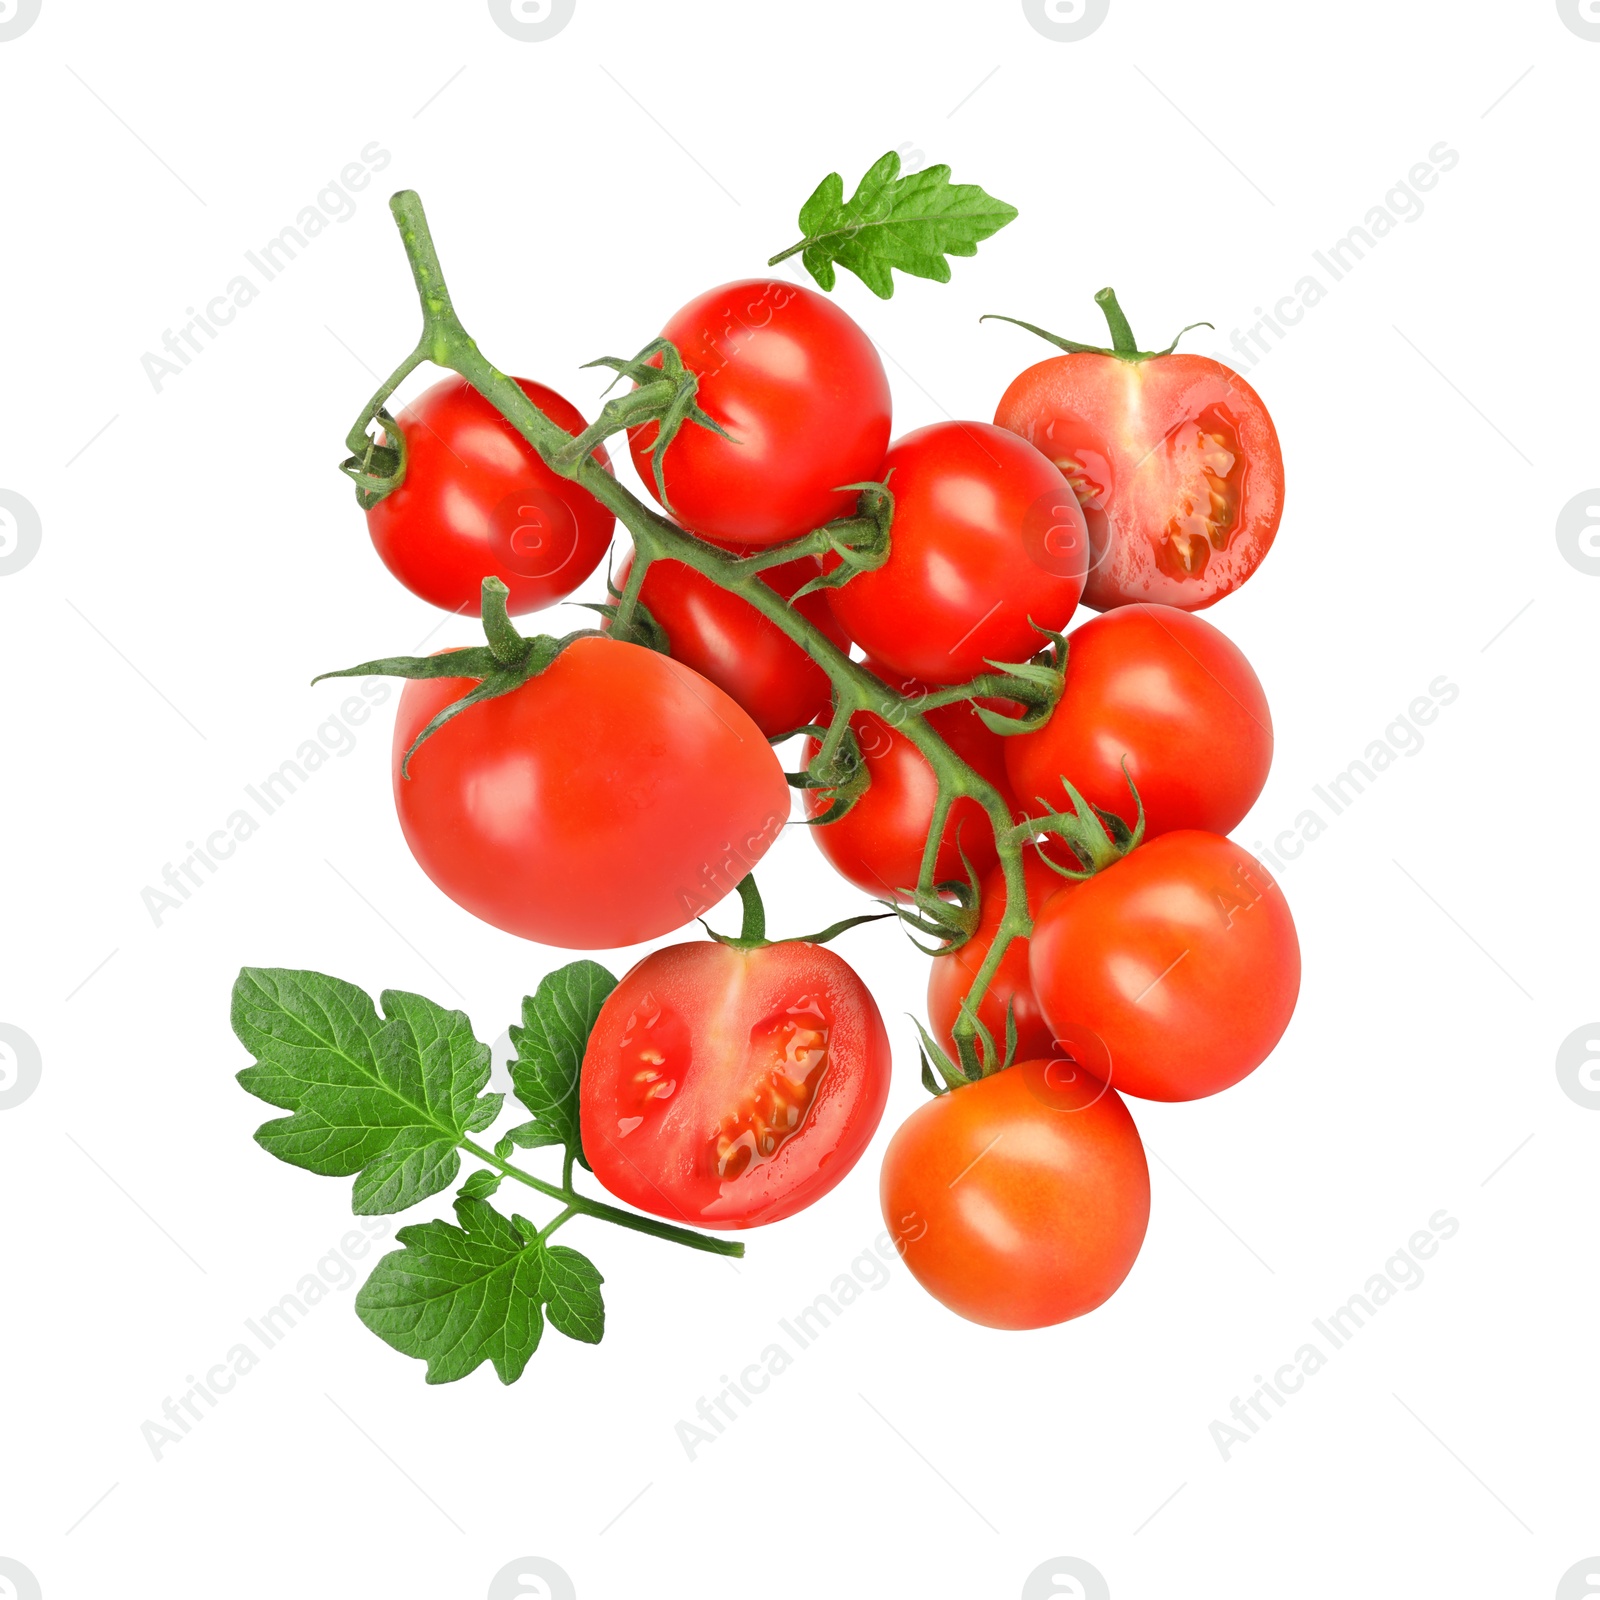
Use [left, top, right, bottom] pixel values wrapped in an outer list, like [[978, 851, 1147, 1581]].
[[880, 1058, 1150, 1329], [614, 548, 851, 738], [1006, 603, 1272, 845], [629, 280, 891, 547], [824, 421, 1088, 685], [366, 375, 614, 616], [392, 638, 791, 949], [992, 295, 1283, 611], [926, 852, 1068, 1064], [804, 664, 1017, 901], [1029, 831, 1300, 1101], [580, 938, 892, 1228]]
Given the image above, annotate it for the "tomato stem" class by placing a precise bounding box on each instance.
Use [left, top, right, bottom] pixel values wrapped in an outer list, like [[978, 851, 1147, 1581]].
[[736, 874, 767, 943], [1094, 287, 1139, 356]]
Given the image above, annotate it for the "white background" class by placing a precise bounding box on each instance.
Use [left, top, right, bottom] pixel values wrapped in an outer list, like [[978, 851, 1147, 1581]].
[[2, 2, 1596, 1596]]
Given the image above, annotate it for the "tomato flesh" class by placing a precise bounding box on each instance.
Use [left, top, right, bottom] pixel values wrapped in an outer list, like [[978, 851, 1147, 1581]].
[[582, 940, 892, 1228], [994, 353, 1283, 611]]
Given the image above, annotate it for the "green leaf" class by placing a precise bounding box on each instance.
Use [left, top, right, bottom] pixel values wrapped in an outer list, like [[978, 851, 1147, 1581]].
[[494, 1120, 565, 1161], [776, 152, 1017, 300], [233, 969, 501, 1215], [354, 1195, 605, 1384], [509, 961, 616, 1172], [458, 1167, 503, 1201]]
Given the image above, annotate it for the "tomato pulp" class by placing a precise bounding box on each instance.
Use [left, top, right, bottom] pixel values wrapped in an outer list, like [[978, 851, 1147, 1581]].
[[994, 342, 1283, 611], [392, 638, 791, 949], [880, 1059, 1150, 1329], [629, 280, 891, 547], [367, 375, 614, 616], [581, 940, 892, 1228], [1029, 831, 1300, 1101]]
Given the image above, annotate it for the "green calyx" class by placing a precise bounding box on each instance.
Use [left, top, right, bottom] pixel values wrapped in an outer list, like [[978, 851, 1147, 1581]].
[[313, 576, 591, 777], [981, 286, 1213, 363], [700, 873, 890, 952], [1011, 761, 1147, 881]]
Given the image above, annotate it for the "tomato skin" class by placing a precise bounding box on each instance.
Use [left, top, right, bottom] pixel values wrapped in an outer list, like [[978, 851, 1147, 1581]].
[[1029, 832, 1300, 1102], [580, 939, 892, 1229], [804, 664, 1017, 902], [993, 352, 1283, 611], [615, 548, 852, 738], [391, 638, 791, 950], [366, 375, 614, 616], [880, 1060, 1149, 1329], [629, 280, 892, 547], [824, 422, 1088, 685], [926, 853, 1068, 1064], [1005, 603, 1272, 845]]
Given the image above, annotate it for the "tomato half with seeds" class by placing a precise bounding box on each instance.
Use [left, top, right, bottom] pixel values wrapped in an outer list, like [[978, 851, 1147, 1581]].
[[881, 1058, 1150, 1329], [1006, 603, 1273, 846], [393, 638, 791, 950], [1029, 831, 1300, 1102], [926, 852, 1068, 1064], [991, 292, 1284, 611], [629, 280, 891, 547], [614, 547, 852, 738], [367, 375, 615, 616], [804, 663, 1018, 901], [824, 421, 1089, 685], [580, 940, 892, 1228]]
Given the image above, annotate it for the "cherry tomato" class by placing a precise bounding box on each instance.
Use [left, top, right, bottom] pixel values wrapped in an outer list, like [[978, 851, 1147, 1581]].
[[994, 340, 1283, 611], [926, 852, 1068, 1064], [1006, 603, 1272, 846], [1029, 831, 1300, 1101], [804, 664, 1017, 902], [824, 421, 1088, 685], [614, 547, 852, 739], [629, 280, 891, 547], [580, 938, 891, 1228], [366, 375, 614, 616], [880, 1059, 1149, 1329], [392, 638, 791, 949]]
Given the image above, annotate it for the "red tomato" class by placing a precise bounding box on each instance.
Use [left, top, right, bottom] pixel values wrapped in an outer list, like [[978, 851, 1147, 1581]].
[[392, 638, 790, 949], [580, 939, 892, 1228], [926, 852, 1068, 1064], [804, 664, 1017, 902], [824, 422, 1088, 685], [629, 280, 891, 547], [614, 547, 852, 739], [880, 1059, 1150, 1329], [994, 350, 1283, 611], [1006, 604, 1272, 846], [366, 375, 614, 616], [1029, 831, 1299, 1101]]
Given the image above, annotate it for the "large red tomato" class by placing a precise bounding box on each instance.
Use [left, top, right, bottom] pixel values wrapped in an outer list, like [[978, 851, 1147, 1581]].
[[392, 638, 791, 949], [993, 311, 1284, 611], [880, 1059, 1150, 1329], [629, 280, 891, 546], [823, 421, 1088, 685], [614, 547, 851, 738], [804, 664, 1017, 902], [366, 375, 614, 616], [1005, 603, 1272, 844], [1029, 831, 1300, 1101], [580, 939, 892, 1228], [926, 852, 1068, 1064]]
